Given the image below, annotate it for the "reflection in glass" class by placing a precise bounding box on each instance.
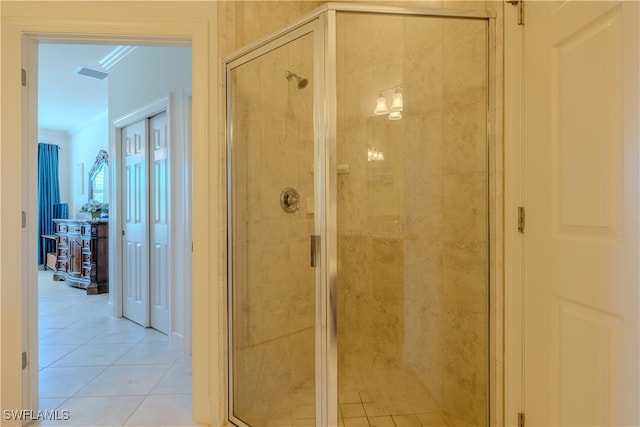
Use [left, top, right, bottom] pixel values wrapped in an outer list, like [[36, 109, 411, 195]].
[[88, 149, 109, 204]]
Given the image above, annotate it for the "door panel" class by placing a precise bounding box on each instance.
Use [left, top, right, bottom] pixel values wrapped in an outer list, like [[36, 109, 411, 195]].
[[523, 2, 639, 425], [122, 119, 149, 327], [228, 30, 316, 427], [150, 111, 170, 334]]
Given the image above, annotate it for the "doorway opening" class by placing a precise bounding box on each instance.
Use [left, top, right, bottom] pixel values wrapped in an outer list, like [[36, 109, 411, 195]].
[[34, 40, 194, 424]]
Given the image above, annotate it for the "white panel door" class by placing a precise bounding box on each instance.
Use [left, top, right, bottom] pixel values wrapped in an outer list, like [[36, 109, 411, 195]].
[[122, 119, 149, 327], [149, 111, 170, 334], [523, 2, 639, 425]]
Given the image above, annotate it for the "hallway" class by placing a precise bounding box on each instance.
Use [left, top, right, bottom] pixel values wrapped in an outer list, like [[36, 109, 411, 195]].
[[36, 270, 198, 426]]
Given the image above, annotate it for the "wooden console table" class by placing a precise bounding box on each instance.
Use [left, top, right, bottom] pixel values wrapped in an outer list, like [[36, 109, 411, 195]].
[[53, 219, 109, 295]]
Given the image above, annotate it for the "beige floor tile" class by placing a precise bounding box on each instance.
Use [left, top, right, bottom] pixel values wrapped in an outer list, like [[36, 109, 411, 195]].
[[393, 414, 422, 427], [39, 344, 79, 368], [339, 391, 362, 403], [114, 341, 181, 365], [50, 343, 134, 367], [77, 364, 171, 396], [417, 412, 448, 427], [368, 416, 396, 427], [341, 403, 366, 418], [151, 362, 192, 395], [124, 394, 199, 426], [387, 401, 414, 415], [292, 418, 315, 427], [363, 402, 390, 417], [37, 396, 144, 426], [343, 417, 370, 427], [39, 366, 106, 398]]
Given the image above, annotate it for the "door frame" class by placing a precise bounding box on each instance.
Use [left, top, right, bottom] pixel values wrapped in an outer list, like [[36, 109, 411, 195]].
[[503, 3, 525, 426], [503, 3, 640, 425], [0, 11, 220, 426], [225, 18, 330, 427], [225, 3, 497, 427]]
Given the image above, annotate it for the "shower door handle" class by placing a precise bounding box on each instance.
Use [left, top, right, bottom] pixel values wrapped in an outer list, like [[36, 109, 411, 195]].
[[310, 235, 320, 267]]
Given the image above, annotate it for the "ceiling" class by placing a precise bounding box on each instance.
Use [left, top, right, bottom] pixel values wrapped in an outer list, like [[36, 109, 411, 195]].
[[38, 43, 127, 134]]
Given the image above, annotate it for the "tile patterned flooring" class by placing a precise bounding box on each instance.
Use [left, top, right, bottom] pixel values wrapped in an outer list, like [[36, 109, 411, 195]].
[[36, 270, 200, 427]]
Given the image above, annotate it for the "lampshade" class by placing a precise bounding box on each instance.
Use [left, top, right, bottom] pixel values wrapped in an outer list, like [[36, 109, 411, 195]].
[[374, 93, 389, 115], [390, 87, 403, 112], [388, 111, 403, 121]]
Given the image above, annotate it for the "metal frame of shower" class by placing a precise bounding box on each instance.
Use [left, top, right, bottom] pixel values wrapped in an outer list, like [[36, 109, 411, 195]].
[[225, 3, 496, 427]]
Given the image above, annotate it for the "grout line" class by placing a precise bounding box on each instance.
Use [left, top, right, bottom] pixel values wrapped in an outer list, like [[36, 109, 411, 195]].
[[37, 270, 194, 427]]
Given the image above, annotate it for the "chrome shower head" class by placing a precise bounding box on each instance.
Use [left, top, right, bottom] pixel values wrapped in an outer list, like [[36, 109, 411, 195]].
[[285, 70, 308, 89]]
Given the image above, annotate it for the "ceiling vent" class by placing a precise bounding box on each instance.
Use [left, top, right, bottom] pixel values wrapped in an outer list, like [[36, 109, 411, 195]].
[[73, 66, 108, 80]]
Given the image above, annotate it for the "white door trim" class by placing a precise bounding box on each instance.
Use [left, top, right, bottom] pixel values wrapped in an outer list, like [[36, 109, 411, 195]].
[[503, 3, 525, 426], [1, 12, 220, 426], [113, 97, 169, 128]]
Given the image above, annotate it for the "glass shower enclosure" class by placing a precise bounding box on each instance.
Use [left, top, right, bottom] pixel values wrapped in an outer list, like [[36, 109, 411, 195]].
[[226, 3, 494, 427]]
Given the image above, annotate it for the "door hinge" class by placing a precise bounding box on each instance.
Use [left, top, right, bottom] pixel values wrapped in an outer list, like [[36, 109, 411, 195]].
[[22, 211, 27, 228], [518, 412, 525, 427], [22, 351, 27, 370], [21, 68, 27, 87], [506, 0, 524, 25], [518, 206, 525, 233]]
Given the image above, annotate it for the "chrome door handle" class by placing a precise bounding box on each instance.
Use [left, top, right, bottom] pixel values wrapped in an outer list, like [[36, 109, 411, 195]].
[[310, 235, 320, 267]]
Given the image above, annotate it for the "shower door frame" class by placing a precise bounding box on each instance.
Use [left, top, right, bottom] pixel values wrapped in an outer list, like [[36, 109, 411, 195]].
[[225, 14, 331, 427], [225, 4, 497, 427]]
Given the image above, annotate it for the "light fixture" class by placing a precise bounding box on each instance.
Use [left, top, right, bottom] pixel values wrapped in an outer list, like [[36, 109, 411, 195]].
[[388, 111, 403, 121], [368, 146, 385, 162], [374, 92, 389, 115], [390, 87, 403, 112], [373, 85, 404, 120]]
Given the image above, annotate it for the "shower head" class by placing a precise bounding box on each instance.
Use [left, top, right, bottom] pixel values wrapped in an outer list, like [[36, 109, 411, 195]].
[[285, 70, 308, 89]]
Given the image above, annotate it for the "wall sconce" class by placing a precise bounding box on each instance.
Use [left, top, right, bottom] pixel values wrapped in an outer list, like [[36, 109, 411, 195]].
[[373, 86, 403, 120], [374, 92, 389, 115]]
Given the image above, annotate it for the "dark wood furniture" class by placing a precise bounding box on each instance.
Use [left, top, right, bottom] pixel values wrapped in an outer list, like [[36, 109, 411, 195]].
[[41, 234, 58, 271], [53, 219, 109, 295]]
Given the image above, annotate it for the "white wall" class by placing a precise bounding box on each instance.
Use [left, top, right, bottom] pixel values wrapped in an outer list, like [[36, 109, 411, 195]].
[[108, 45, 192, 352], [69, 114, 108, 217], [37, 129, 71, 207], [109, 46, 191, 120]]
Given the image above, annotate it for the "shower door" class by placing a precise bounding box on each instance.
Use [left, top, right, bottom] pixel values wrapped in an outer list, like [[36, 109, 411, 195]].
[[335, 12, 490, 427], [227, 20, 322, 427], [228, 5, 493, 427]]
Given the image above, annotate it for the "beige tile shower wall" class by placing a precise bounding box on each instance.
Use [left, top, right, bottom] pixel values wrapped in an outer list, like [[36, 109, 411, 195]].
[[441, 19, 489, 427], [337, 10, 491, 427]]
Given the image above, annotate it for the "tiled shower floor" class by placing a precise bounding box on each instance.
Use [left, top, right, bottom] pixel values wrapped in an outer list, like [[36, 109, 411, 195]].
[[232, 356, 451, 427], [336, 365, 450, 427], [35, 269, 199, 427]]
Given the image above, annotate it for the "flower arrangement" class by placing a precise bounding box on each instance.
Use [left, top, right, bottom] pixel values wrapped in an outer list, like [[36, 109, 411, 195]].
[[80, 200, 109, 217]]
